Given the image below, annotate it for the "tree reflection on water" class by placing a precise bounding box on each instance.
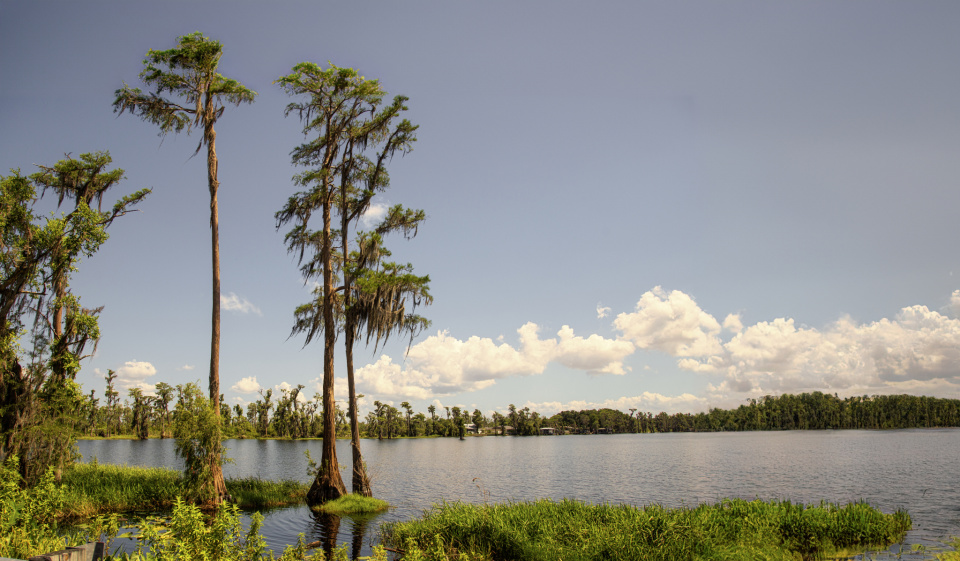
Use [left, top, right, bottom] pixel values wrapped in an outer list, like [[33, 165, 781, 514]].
[[308, 508, 384, 560]]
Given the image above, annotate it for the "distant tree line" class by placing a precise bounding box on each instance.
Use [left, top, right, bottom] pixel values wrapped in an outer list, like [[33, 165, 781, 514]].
[[546, 392, 960, 433], [75, 389, 960, 441]]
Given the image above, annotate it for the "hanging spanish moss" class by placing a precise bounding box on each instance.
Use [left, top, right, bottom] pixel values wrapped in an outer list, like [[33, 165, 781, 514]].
[[276, 62, 428, 504]]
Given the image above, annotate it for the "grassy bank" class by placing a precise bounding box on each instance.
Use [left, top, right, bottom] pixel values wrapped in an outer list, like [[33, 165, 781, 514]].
[[59, 461, 307, 520], [384, 498, 912, 561]]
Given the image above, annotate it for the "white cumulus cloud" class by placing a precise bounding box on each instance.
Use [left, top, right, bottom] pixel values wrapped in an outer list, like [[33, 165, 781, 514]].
[[232, 376, 261, 394], [333, 287, 960, 407], [553, 325, 635, 375], [115, 360, 157, 391], [352, 322, 633, 400], [354, 356, 437, 401], [648, 292, 960, 401], [221, 292, 262, 315], [523, 392, 709, 416], [360, 202, 389, 230], [614, 286, 723, 356], [723, 313, 743, 333], [130, 381, 158, 396]]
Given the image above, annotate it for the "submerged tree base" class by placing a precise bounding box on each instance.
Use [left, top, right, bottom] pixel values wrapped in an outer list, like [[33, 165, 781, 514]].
[[312, 493, 389, 516], [384, 498, 911, 561], [305, 471, 348, 506]]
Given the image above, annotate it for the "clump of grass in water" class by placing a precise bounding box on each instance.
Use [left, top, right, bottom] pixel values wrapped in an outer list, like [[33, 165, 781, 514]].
[[383, 498, 911, 561], [313, 494, 389, 515]]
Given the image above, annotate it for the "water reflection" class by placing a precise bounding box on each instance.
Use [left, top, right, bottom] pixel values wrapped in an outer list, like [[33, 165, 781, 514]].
[[309, 511, 341, 559], [298, 508, 384, 560], [349, 516, 369, 561], [79, 429, 960, 559]]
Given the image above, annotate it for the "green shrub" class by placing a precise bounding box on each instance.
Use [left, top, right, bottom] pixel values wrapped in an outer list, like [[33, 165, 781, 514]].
[[173, 382, 229, 505], [0, 455, 81, 559], [106, 498, 325, 561]]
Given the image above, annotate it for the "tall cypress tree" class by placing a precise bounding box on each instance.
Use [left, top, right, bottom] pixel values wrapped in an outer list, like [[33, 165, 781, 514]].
[[276, 62, 429, 503], [114, 32, 256, 504]]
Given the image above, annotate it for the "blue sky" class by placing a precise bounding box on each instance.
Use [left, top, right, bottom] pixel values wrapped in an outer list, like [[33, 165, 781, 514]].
[[3, 1, 959, 417]]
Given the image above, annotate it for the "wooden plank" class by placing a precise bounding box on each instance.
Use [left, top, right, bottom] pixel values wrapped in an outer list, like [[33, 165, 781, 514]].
[[26, 542, 104, 561]]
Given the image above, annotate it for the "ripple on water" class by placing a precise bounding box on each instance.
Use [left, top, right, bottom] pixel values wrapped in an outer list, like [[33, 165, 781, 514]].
[[79, 429, 960, 559]]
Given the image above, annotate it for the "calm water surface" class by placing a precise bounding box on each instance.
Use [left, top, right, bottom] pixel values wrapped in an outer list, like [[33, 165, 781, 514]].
[[79, 429, 960, 559]]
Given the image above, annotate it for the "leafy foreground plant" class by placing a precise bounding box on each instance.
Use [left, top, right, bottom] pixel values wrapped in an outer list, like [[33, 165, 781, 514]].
[[101, 498, 393, 561], [383, 498, 912, 561], [0, 456, 85, 559]]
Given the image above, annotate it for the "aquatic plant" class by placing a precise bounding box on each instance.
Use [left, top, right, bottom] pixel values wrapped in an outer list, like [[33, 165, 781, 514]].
[[383, 498, 912, 561], [226, 477, 308, 509], [312, 493, 389, 516], [103, 498, 321, 560], [58, 460, 306, 520], [937, 536, 960, 560]]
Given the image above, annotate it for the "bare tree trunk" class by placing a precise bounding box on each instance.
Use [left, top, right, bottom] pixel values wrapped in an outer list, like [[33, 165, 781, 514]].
[[346, 329, 371, 496], [306, 188, 346, 505], [205, 106, 227, 503], [341, 191, 372, 497]]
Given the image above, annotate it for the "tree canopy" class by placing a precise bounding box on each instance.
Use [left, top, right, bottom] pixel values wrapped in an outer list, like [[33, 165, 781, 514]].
[[0, 152, 149, 484]]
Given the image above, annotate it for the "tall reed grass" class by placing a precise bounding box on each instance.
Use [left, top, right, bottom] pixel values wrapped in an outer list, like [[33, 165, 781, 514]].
[[58, 461, 307, 520], [384, 498, 911, 561]]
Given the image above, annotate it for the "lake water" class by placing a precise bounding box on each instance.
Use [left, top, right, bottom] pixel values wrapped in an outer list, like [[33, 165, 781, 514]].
[[78, 429, 960, 559]]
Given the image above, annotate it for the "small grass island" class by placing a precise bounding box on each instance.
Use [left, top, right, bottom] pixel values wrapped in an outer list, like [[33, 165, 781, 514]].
[[313, 493, 390, 516]]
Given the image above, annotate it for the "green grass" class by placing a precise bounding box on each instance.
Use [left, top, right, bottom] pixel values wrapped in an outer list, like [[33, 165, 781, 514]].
[[227, 477, 308, 509], [937, 536, 960, 560], [313, 493, 390, 515], [58, 460, 307, 520], [383, 498, 912, 561]]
